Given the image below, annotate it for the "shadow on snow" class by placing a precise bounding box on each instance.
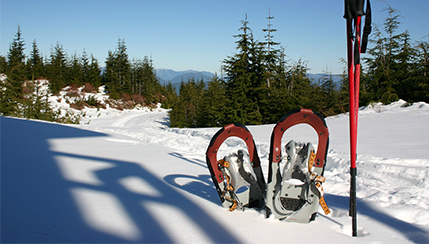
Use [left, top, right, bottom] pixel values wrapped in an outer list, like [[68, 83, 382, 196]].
[[165, 151, 429, 243], [324, 194, 429, 243], [1, 117, 239, 243]]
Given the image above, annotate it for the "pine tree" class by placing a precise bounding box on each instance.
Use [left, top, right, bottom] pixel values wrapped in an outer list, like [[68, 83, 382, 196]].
[[81, 50, 90, 85], [402, 38, 429, 102], [0, 55, 7, 73], [365, 5, 402, 104], [222, 15, 263, 125], [27, 39, 45, 80], [169, 79, 205, 128], [1, 25, 26, 116], [68, 52, 82, 85], [161, 81, 178, 109], [116, 38, 131, 94], [88, 54, 102, 88], [198, 76, 227, 127], [47, 43, 68, 94], [262, 8, 280, 88], [103, 50, 118, 96], [103, 38, 131, 98], [287, 59, 313, 109]]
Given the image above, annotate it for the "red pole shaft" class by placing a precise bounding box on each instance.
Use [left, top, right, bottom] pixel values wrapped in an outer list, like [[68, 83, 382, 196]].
[[348, 16, 362, 238], [354, 16, 362, 146], [346, 19, 356, 170]]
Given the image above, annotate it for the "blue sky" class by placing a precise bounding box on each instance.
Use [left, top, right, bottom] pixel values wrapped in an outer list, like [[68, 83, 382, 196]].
[[1, 0, 428, 74]]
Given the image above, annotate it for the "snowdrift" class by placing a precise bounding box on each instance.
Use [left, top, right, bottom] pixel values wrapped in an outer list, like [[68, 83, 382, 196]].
[[1, 100, 429, 243]]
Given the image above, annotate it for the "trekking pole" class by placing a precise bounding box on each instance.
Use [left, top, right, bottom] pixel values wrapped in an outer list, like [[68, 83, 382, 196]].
[[344, 0, 371, 237]]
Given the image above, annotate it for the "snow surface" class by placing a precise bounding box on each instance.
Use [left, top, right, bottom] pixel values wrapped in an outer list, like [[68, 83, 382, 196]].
[[2, 98, 429, 243]]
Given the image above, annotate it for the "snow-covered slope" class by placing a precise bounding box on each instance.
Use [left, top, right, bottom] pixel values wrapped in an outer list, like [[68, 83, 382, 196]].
[[1, 100, 429, 243]]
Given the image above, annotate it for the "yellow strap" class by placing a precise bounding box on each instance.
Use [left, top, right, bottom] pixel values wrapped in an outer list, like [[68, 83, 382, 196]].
[[319, 196, 331, 215], [308, 150, 316, 170], [218, 159, 230, 168], [218, 160, 237, 211], [316, 182, 331, 214], [308, 151, 330, 214]]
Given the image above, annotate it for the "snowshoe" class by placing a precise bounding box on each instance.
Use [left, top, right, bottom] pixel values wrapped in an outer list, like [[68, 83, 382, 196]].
[[206, 123, 266, 211], [265, 109, 331, 222]]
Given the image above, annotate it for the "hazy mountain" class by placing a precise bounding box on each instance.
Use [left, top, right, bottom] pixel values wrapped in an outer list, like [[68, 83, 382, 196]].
[[307, 73, 343, 87], [156, 69, 215, 85], [154, 69, 344, 94]]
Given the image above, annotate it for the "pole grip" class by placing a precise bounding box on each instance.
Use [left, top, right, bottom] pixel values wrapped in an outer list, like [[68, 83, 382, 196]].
[[356, 0, 364, 16], [343, 0, 351, 19]]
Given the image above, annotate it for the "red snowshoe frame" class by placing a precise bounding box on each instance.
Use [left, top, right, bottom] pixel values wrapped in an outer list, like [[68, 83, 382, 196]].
[[206, 123, 266, 210], [266, 109, 330, 222], [269, 108, 329, 173], [206, 109, 330, 221]]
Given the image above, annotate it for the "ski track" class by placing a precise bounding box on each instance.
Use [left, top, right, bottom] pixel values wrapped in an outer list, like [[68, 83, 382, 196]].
[[85, 107, 429, 227], [78, 101, 429, 242], [326, 150, 429, 226]]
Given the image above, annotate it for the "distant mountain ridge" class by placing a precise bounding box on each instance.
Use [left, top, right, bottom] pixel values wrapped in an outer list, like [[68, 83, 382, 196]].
[[156, 69, 215, 85], [307, 73, 343, 87], [155, 69, 343, 93]]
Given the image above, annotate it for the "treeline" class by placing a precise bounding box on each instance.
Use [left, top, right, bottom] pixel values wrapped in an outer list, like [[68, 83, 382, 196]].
[[169, 16, 348, 127], [2, 4, 428, 127], [0, 27, 177, 120], [360, 6, 429, 105], [170, 7, 429, 128]]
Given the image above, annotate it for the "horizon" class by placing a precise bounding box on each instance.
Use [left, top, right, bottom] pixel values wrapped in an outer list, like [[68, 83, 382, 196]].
[[1, 0, 428, 74]]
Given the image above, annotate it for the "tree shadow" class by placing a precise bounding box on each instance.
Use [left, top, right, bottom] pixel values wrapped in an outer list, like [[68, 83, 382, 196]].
[[324, 194, 429, 243], [168, 152, 207, 168], [1, 117, 239, 243], [165, 152, 220, 205], [164, 173, 219, 205]]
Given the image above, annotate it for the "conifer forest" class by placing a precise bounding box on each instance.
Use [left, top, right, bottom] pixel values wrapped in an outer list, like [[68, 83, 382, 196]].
[[1, 6, 428, 127]]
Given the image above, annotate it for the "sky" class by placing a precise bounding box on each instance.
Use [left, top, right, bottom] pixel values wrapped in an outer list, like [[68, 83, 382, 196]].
[[1, 0, 428, 75]]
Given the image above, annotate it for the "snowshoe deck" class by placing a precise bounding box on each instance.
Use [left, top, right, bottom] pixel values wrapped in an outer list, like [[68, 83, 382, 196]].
[[266, 109, 330, 222], [206, 109, 330, 222], [206, 123, 266, 210]]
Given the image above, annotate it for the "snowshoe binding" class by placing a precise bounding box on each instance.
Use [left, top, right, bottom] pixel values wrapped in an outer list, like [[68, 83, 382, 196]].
[[265, 109, 331, 222], [206, 123, 266, 211]]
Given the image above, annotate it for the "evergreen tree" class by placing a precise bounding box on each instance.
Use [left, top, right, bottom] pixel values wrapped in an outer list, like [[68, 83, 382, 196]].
[[222, 15, 263, 125], [169, 79, 204, 128], [103, 50, 117, 95], [131, 56, 160, 103], [198, 76, 227, 127], [27, 39, 45, 80], [0, 55, 7, 73], [1, 25, 26, 115], [81, 50, 90, 85], [103, 38, 131, 98], [265, 47, 293, 122], [262, 8, 280, 88], [7, 25, 26, 70], [161, 81, 178, 109], [287, 59, 313, 109], [365, 5, 402, 104], [88, 54, 102, 87], [316, 70, 340, 116], [401, 38, 429, 102], [68, 52, 82, 85], [47, 43, 68, 94]]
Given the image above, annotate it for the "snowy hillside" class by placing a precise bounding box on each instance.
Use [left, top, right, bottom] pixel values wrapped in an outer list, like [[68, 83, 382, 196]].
[[1, 100, 429, 243]]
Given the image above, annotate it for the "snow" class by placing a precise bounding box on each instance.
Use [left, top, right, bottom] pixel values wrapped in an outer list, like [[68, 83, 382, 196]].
[[1, 96, 429, 243]]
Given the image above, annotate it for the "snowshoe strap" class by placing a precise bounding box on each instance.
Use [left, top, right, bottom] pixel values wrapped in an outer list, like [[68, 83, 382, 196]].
[[308, 150, 330, 214], [218, 159, 230, 168], [316, 182, 331, 215], [218, 159, 240, 211]]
